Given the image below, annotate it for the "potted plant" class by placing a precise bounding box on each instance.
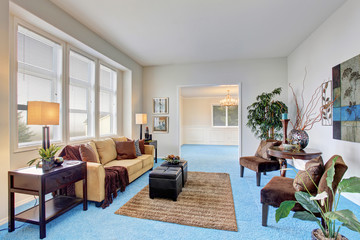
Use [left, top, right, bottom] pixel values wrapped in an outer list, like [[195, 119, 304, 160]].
[[162, 155, 180, 165], [27, 144, 62, 171], [276, 157, 360, 239], [247, 87, 288, 140]]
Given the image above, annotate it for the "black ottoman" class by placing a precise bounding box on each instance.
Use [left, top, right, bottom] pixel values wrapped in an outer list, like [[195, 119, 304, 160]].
[[161, 160, 188, 187], [149, 166, 182, 201]]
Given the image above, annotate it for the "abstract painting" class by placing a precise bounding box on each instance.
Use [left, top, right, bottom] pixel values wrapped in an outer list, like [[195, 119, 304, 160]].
[[332, 54, 360, 142]]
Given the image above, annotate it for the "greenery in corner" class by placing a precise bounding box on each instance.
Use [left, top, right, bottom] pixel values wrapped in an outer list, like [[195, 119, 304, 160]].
[[246, 87, 287, 140], [276, 157, 360, 239], [18, 112, 35, 143], [27, 144, 62, 168]]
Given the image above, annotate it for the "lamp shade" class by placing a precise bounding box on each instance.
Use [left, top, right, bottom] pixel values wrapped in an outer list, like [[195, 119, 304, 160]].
[[27, 101, 60, 125], [135, 113, 147, 124]]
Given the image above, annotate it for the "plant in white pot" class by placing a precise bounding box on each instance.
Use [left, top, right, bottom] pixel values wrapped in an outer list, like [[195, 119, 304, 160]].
[[276, 157, 360, 239]]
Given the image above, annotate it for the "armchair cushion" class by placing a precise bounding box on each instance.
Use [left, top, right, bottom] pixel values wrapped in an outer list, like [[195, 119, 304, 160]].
[[255, 140, 281, 160], [293, 156, 324, 192]]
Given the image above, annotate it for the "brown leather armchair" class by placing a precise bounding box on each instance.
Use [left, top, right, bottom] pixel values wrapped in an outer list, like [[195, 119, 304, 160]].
[[239, 140, 282, 186], [260, 155, 347, 226]]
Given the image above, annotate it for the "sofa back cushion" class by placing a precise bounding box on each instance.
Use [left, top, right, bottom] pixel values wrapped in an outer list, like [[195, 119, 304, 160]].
[[93, 138, 117, 165], [116, 140, 137, 160], [79, 144, 98, 163], [112, 136, 127, 142]]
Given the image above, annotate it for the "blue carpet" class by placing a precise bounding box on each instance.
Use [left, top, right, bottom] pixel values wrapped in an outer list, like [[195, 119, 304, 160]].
[[0, 144, 359, 239]]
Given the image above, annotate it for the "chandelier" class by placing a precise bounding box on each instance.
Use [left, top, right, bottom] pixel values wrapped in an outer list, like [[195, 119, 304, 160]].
[[220, 90, 238, 106]]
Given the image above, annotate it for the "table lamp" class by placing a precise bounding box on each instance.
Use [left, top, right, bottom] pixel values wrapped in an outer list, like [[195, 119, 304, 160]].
[[27, 101, 60, 149], [135, 113, 147, 139]]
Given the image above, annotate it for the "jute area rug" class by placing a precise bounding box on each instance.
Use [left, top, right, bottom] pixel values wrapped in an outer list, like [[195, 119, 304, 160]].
[[115, 172, 237, 231]]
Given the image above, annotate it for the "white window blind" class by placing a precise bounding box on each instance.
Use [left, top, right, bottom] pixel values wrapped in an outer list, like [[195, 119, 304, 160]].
[[17, 25, 62, 147], [99, 64, 117, 136]]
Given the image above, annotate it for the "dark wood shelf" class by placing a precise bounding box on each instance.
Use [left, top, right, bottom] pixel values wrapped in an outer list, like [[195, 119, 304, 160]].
[[15, 196, 83, 225]]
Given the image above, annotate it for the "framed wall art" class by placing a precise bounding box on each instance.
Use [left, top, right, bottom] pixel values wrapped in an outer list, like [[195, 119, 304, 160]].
[[322, 80, 333, 126], [332, 53, 360, 142], [153, 116, 168, 133], [153, 97, 169, 114]]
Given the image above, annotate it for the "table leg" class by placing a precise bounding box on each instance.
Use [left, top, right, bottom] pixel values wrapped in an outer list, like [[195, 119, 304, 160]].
[[8, 175, 14, 232], [279, 158, 287, 177], [39, 182, 46, 239], [83, 166, 88, 211], [155, 148, 157, 163]]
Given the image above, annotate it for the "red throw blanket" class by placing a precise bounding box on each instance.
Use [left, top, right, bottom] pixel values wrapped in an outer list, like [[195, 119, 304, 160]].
[[102, 166, 129, 209], [58, 146, 129, 209]]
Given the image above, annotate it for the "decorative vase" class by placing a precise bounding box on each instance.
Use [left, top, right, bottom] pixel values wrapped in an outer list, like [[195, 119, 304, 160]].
[[288, 129, 309, 149], [311, 229, 348, 240], [42, 157, 55, 171]]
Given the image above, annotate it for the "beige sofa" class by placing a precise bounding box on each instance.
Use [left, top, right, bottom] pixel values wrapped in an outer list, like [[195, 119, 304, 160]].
[[74, 137, 155, 203]]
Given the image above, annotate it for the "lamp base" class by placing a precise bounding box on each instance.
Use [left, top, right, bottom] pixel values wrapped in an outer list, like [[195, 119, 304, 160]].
[[42, 126, 50, 149]]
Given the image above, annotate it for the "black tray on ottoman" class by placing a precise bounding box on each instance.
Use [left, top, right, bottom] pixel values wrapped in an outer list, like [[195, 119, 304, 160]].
[[149, 166, 182, 201], [161, 160, 188, 187]]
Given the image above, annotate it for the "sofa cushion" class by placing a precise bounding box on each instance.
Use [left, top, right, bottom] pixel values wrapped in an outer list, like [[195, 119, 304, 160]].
[[134, 140, 142, 156], [79, 144, 98, 163], [136, 154, 154, 168], [104, 159, 143, 176], [293, 156, 324, 193], [93, 138, 117, 165], [112, 136, 127, 142], [116, 141, 137, 160], [139, 139, 145, 154], [88, 141, 100, 163]]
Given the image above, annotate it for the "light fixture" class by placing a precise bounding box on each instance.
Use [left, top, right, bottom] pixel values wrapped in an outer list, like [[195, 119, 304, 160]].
[[136, 113, 147, 139], [220, 90, 238, 106], [27, 101, 60, 149]]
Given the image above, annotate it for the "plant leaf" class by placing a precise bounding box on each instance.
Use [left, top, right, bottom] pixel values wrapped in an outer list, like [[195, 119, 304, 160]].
[[295, 191, 320, 213], [325, 210, 360, 233], [326, 156, 338, 191], [275, 200, 296, 222], [338, 177, 360, 193], [293, 211, 319, 222]]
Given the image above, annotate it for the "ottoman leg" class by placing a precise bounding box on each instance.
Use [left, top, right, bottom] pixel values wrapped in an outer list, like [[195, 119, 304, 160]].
[[240, 165, 244, 177], [256, 172, 261, 186]]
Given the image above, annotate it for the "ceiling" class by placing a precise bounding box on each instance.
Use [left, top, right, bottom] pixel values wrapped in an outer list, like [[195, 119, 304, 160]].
[[49, 0, 346, 66], [181, 85, 238, 98]]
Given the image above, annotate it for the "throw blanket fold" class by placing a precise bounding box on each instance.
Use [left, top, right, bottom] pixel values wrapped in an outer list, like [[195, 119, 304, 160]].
[[102, 166, 129, 208]]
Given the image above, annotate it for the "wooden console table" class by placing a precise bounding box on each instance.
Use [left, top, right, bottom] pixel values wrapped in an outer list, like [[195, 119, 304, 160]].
[[8, 160, 87, 239], [145, 140, 158, 163], [267, 146, 322, 177]]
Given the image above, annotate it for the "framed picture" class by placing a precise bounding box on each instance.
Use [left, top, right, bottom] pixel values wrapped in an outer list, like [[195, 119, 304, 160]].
[[153, 97, 169, 114], [153, 116, 168, 133]]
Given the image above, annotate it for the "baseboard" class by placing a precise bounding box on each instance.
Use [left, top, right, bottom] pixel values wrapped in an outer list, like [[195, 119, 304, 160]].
[[342, 193, 360, 206], [0, 195, 37, 226]]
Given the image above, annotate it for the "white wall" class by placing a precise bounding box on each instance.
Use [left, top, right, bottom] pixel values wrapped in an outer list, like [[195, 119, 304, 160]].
[[182, 97, 238, 145], [0, 0, 143, 223], [143, 58, 288, 157], [288, 0, 360, 204]]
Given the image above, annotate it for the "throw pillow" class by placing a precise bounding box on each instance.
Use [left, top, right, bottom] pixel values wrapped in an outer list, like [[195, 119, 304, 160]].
[[255, 140, 281, 160], [134, 140, 142, 156], [139, 139, 145, 154], [293, 156, 325, 192], [93, 138, 117, 165], [115, 140, 137, 160], [88, 141, 100, 163], [79, 144, 98, 163]]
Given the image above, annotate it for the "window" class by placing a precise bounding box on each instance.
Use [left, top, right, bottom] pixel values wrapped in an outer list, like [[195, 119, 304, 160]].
[[212, 105, 238, 127], [69, 50, 95, 140], [99, 64, 117, 136], [16, 25, 62, 147]]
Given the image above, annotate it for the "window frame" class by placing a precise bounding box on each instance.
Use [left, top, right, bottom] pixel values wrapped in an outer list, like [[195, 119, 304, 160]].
[[211, 104, 239, 128], [99, 61, 118, 137], [11, 18, 66, 152]]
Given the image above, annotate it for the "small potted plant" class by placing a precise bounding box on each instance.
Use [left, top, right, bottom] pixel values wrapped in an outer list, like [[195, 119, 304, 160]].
[[276, 157, 360, 239], [27, 144, 62, 171], [162, 155, 180, 165]]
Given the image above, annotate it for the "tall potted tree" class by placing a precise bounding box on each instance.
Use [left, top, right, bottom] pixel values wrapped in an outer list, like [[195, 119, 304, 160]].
[[247, 87, 288, 140]]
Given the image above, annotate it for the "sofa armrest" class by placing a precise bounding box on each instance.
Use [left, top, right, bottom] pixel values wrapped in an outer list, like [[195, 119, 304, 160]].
[[75, 162, 105, 202], [144, 145, 154, 157]]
